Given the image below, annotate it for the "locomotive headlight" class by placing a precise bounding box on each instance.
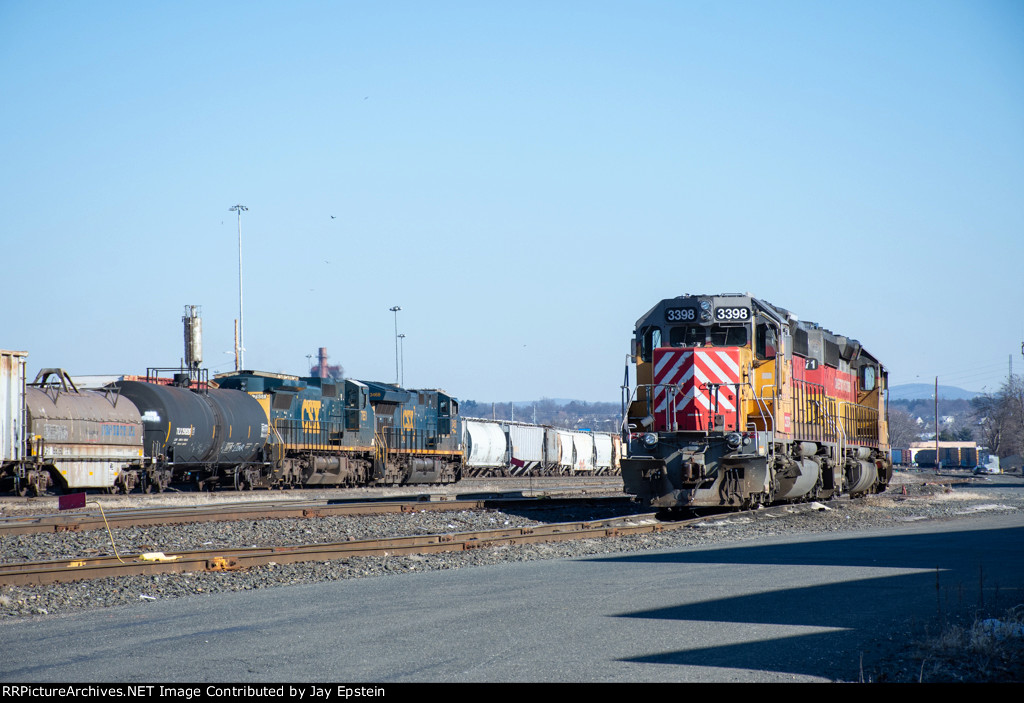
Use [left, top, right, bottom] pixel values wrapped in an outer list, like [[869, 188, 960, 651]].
[[699, 300, 712, 321], [726, 432, 742, 449], [643, 432, 659, 447]]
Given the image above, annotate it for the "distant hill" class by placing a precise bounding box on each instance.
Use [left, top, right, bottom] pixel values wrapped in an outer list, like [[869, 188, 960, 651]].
[[888, 384, 979, 401]]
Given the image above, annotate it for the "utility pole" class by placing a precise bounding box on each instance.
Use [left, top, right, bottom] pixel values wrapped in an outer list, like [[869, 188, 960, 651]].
[[935, 376, 940, 472], [229, 204, 248, 369]]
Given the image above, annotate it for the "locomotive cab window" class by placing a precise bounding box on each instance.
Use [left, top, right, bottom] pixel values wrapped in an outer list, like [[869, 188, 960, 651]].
[[861, 365, 877, 391], [669, 325, 705, 347], [755, 323, 778, 360], [639, 326, 663, 361], [709, 325, 748, 347]]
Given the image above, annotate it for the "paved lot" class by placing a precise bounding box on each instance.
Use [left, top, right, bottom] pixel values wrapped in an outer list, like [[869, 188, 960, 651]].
[[2, 511, 1021, 682]]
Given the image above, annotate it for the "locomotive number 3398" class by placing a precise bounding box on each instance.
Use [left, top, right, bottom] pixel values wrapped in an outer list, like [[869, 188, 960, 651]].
[[715, 307, 749, 320]]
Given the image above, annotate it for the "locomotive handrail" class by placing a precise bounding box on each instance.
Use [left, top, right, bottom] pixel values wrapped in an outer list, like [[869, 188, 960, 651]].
[[697, 381, 741, 432], [649, 383, 682, 432], [373, 431, 387, 464], [620, 384, 685, 434], [837, 404, 847, 458], [268, 422, 285, 448], [793, 380, 831, 443], [755, 384, 778, 433], [619, 385, 641, 436], [746, 382, 774, 434], [840, 401, 879, 447]]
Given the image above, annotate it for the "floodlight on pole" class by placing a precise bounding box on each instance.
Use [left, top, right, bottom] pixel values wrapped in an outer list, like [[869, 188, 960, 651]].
[[390, 306, 401, 385], [229, 204, 248, 369]]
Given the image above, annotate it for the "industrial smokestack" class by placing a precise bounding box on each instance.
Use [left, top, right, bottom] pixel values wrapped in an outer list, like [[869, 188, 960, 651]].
[[317, 347, 328, 378], [183, 305, 203, 371]]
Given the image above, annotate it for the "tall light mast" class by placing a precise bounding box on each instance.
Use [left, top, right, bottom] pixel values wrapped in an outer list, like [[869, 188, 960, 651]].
[[390, 306, 401, 385], [229, 204, 248, 369]]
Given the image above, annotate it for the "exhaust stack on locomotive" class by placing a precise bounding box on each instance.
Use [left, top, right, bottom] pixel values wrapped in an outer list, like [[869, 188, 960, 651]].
[[621, 294, 892, 509]]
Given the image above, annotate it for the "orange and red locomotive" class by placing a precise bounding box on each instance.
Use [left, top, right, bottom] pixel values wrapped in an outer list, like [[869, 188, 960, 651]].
[[621, 294, 891, 509]]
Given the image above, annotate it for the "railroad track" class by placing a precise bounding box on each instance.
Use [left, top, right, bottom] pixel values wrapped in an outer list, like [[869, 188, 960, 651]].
[[0, 492, 630, 536], [0, 505, 806, 587], [0, 513, 660, 586]]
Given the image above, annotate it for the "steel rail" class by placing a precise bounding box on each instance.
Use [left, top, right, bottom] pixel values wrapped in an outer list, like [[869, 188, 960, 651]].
[[0, 510, 711, 587], [0, 494, 632, 536]]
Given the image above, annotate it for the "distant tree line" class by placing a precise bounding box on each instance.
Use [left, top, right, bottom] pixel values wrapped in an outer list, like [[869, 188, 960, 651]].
[[887, 397, 977, 448], [460, 398, 621, 432], [891, 374, 1024, 458], [971, 375, 1024, 459]]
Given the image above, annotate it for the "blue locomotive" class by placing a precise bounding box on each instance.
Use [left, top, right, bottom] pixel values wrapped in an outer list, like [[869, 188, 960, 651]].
[[212, 371, 462, 488]]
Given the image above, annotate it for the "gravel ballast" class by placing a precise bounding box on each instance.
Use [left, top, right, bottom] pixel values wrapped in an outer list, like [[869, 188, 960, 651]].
[[2, 471, 1021, 624]]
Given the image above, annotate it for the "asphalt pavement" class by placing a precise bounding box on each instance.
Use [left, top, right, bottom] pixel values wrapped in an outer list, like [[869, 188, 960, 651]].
[[2, 512, 1022, 683]]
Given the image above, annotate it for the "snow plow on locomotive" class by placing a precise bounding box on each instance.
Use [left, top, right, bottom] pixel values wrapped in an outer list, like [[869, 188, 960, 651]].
[[621, 294, 892, 510]]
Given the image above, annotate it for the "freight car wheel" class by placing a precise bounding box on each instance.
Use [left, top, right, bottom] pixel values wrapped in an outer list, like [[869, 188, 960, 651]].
[[233, 470, 252, 491]]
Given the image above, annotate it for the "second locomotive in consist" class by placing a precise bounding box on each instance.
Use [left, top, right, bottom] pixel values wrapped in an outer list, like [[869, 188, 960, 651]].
[[621, 293, 891, 509]]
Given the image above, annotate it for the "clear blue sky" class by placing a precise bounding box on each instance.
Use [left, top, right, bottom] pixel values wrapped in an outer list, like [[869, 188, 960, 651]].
[[2, 1, 1022, 402]]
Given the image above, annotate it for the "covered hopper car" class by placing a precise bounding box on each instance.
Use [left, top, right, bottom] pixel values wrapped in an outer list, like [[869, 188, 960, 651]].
[[461, 417, 622, 477]]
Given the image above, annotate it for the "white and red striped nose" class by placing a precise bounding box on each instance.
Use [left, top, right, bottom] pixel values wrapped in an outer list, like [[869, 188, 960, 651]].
[[652, 347, 740, 431]]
